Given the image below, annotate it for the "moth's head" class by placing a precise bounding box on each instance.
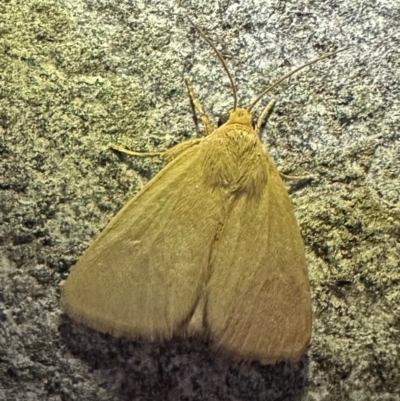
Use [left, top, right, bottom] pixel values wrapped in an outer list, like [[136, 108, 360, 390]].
[[224, 108, 253, 127]]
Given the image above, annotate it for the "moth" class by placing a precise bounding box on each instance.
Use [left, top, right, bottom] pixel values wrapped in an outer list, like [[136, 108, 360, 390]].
[[61, 23, 346, 364]]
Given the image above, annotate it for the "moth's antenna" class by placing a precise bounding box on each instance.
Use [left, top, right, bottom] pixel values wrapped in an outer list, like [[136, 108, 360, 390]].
[[188, 19, 238, 110], [247, 47, 348, 112]]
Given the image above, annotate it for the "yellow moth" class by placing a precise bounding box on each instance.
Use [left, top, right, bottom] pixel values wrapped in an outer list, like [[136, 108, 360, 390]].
[[61, 24, 346, 364]]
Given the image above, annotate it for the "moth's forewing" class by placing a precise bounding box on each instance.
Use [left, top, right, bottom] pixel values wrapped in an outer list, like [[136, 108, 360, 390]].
[[204, 122, 311, 363], [62, 144, 225, 339]]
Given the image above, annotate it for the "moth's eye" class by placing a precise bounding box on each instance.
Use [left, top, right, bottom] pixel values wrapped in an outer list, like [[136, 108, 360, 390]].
[[217, 114, 229, 127]]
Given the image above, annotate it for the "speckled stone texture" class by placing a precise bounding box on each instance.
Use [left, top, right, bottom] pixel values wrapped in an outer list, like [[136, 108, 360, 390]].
[[0, 0, 399, 400]]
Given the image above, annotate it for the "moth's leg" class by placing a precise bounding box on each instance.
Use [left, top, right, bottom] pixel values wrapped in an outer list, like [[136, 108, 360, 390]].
[[109, 138, 201, 160], [184, 77, 216, 136], [256, 99, 314, 181], [110, 144, 165, 157], [255, 99, 276, 137], [186, 84, 202, 138]]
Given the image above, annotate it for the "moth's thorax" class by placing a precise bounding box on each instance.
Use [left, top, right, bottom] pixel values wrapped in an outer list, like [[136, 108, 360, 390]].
[[202, 118, 270, 198], [224, 107, 252, 127]]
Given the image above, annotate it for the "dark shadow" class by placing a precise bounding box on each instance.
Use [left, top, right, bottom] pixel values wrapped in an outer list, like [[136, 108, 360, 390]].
[[59, 314, 309, 401]]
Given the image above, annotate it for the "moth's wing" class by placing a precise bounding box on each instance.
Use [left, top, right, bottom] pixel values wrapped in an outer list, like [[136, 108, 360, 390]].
[[206, 161, 311, 363], [62, 143, 224, 339]]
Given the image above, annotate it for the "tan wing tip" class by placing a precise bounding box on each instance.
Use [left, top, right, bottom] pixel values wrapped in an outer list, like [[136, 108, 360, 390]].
[[214, 340, 311, 365], [61, 287, 175, 342], [61, 304, 177, 342], [211, 323, 312, 365]]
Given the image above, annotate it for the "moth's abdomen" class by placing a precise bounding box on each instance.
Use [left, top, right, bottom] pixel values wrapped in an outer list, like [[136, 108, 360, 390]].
[[202, 125, 269, 197]]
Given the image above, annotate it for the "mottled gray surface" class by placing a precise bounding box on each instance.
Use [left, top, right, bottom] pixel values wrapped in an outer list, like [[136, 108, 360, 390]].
[[0, 0, 399, 400]]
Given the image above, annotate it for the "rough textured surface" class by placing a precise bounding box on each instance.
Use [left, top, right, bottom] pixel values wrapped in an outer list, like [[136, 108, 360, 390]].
[[0, 0, 399, 400]]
